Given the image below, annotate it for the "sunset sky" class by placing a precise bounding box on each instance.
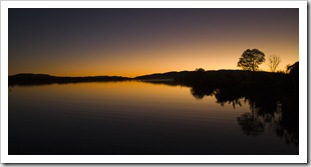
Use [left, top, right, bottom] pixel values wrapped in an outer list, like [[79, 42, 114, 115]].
[[9, 8, 299, 77]]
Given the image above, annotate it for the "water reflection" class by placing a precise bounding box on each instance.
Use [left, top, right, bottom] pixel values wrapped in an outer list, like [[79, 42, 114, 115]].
[[237, 112, 265, 136], [143, 74, 299, 146], [182, 75, 299, 145], [9, 77, 298, 154], [189, 83, 298, 146]]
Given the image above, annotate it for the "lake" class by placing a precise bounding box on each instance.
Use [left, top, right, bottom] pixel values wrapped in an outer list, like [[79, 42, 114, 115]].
[[9, 81, 298, 155]]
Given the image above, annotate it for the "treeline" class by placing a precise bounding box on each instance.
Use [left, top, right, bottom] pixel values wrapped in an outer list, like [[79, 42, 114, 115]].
[[174, 70, 296, 99]]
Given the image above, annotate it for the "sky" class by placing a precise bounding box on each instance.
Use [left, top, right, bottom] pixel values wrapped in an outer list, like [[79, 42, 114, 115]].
[[9, 8, 299, 77]]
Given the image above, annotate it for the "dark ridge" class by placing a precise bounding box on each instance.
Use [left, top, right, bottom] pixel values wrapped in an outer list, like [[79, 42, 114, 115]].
[[134, 71, 190, 80], [134, 69, 288, 83], [173, 70, 292, 91], [9, 73, 131, 86]]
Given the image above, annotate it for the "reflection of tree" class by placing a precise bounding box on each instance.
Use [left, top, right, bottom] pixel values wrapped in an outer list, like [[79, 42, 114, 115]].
[[237, 97, 298, 145], [227, 99, 242, 109], [274, 94, 299, 146], [213, 88, 244, 109], [190, 88, 205, 100], [173, 69, 298, 145], [190, 85, 215, 100], [275, 126, 298, 145], [237, 112, 265, 136], [237, 100, 265, 136]]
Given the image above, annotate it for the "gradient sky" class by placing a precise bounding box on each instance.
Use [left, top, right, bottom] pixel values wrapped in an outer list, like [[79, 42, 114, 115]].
[[9, 8, 299, 77]]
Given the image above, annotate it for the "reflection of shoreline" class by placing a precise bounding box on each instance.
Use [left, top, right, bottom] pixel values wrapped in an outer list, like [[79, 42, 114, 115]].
[[141, 69, 299, 147], [140, 79, 174, 82], [8, 75, 299, 154], [9, 69, 299, 146]]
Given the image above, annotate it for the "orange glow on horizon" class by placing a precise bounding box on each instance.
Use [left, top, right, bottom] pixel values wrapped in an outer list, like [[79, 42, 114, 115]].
[[9, 44, 298, 78], [9, 9, 298, 77]]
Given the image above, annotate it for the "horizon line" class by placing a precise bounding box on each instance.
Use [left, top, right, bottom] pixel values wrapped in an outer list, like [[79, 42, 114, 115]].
[[8, 68, 285, 78]]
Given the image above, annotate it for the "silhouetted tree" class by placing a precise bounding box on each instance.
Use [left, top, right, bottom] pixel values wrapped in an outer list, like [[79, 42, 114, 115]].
[[267, 55, 281, 72], [286, 61, 299, 75], [237, 49, 265, 71], [285, 64, 291, 74], [195, 68, 205, 72]]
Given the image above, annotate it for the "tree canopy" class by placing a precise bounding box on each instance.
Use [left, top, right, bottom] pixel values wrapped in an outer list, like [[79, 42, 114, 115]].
[[237, 49, 265, 71]]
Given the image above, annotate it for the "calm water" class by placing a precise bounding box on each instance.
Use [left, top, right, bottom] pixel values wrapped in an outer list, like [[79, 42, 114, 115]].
[[9, 81, 298, 155]]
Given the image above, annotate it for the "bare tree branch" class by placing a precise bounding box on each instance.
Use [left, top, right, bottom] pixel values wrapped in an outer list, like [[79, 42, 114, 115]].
[[267, 55, 281, 72]]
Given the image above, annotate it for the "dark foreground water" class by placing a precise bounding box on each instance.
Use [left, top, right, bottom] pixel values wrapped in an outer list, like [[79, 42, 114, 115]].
[[9, 81, 298, 155]]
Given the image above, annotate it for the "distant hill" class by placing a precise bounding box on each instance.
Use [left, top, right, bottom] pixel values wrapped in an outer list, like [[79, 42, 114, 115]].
[[9, 73, 130, 86], [9, 70, 293, 87], [134, 70, 291, 90], [134, 69, 263, 81], [135, 70, 286, 80], [134, 71, 190, 80]]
